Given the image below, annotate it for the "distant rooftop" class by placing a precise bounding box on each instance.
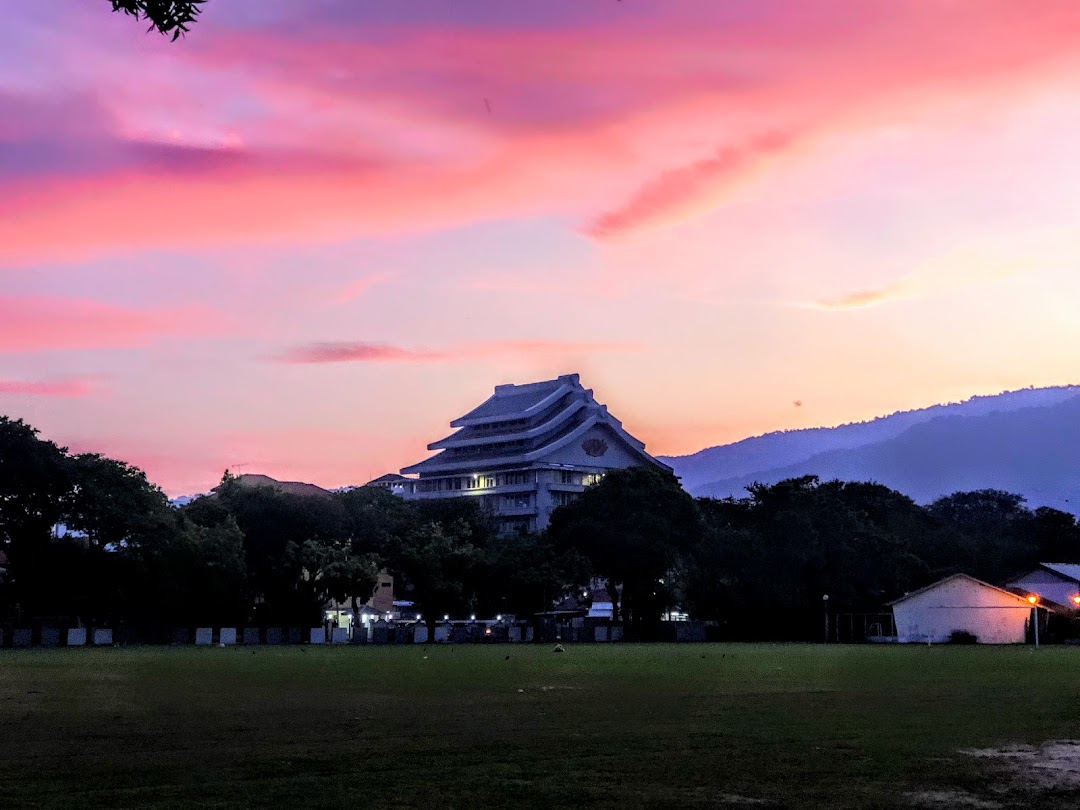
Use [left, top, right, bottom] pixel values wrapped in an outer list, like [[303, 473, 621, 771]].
[[1040, 563, 1080, 582], [364, 473, 409, 486], [222, 473, 332, 499]]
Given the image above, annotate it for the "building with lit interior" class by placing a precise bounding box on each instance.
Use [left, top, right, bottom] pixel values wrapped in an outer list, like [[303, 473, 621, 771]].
[[398, 373, 672, 533]]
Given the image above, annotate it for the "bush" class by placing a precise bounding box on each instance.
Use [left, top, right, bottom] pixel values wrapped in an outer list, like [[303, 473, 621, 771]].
[[948, 630, 978, 644]]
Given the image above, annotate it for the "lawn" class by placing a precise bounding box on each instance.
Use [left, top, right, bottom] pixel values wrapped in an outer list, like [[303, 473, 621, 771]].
[[1, 644, 1078, 809]]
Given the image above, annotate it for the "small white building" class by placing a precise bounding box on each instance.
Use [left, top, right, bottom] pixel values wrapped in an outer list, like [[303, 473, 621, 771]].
[[1005, 563, 1080, 609], [889, 573, 1038, 644]]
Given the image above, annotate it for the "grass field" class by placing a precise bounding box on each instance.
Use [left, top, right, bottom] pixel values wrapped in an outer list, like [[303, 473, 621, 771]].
[[2, 644, 1079, 809]]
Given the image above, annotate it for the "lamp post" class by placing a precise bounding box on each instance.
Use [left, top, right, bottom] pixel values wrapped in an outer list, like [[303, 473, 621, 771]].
[[1027, 594, 1039, 647], [822, 594, 829, 644]]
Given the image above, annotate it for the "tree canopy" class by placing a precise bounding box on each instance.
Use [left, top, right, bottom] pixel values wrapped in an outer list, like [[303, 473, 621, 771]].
[[547, 465, 703, 637], [4, 414, 1080, 639]]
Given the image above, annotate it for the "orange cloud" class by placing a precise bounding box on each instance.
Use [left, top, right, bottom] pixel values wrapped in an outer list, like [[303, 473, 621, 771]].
[[810, 261, 1028, 311]]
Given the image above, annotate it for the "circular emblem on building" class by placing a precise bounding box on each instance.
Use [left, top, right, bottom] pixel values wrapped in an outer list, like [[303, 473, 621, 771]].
[[582, 438, 608, 457]]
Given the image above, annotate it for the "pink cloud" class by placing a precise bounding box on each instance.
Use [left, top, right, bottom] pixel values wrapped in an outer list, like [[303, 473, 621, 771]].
[[585, 130, 800, 239], [0, 295, 219, 352], [2, 1, 1080, 262], [0, 375, 103, 398], [333, 272, 392, 305], [273, 339, 638, 364]]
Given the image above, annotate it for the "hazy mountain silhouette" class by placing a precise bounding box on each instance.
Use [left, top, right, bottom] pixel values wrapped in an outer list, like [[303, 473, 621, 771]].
[[661, 386, 1080, 511]]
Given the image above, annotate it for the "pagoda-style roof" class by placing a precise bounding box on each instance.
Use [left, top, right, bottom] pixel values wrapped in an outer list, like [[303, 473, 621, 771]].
[[401, 374, 671, 476], [450, 374, 580, 427]]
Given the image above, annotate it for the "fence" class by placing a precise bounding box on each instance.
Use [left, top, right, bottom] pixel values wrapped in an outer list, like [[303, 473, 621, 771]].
[[824, 612, 897, 643], [0, 619, 715, 648]]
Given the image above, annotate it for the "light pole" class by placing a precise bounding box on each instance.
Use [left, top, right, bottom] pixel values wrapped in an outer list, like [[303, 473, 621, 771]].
[[822, 594, 829, 644], [1027, 594, 1039, 647]]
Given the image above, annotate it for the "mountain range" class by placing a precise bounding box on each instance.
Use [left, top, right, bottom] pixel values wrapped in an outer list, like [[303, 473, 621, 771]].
[[169, 386, 1080, 514], [660, 385, 1080, 512]]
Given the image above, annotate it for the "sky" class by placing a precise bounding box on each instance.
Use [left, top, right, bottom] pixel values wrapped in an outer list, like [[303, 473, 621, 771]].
[[2, 0, 1080, 496]]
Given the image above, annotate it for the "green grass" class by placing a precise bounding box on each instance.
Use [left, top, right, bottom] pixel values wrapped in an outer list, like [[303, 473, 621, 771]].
[[1, 644, 1078, 808]]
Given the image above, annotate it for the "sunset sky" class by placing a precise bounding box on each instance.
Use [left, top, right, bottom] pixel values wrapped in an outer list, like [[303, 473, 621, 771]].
[[3, 0, 1080, 495]]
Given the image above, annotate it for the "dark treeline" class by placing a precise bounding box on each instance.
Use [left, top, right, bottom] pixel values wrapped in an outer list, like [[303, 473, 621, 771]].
[[3, 416, 1079, 640]]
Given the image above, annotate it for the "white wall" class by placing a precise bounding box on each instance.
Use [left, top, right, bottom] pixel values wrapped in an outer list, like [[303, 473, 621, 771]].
[[893, 577, 1032, 644]]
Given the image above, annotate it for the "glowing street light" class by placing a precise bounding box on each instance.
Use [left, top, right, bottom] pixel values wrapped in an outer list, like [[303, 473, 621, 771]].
[[1073, 595, 1080, 607], [1028, 594, 1040, 647]]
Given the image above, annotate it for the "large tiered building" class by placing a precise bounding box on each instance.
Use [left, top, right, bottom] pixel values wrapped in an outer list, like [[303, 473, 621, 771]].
[[399, 374, 672, 533]]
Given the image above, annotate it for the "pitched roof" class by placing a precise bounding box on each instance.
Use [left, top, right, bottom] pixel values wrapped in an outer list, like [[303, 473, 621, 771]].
[[1039, 563, 1080, 582], [226, 474, 333, 499], [450, 374, 579, 427], [888, 573, 1037, 607], [402, 373, 672, 476], [364, 473, 409, 485]]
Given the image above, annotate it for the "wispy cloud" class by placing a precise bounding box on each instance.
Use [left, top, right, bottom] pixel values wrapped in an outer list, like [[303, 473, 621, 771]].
[[332, 272, 392, 305], [0, 374, 103, 397], [806, 263, 1026, 311], [273, 339, 638, 364], [3, 2, 1079, 262], [585, 131, 800, 239], [0, 295, 219, 352]]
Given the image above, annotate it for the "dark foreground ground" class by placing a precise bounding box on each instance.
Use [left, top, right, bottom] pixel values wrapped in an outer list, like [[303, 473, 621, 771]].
[[1, 644, 1079, 809]]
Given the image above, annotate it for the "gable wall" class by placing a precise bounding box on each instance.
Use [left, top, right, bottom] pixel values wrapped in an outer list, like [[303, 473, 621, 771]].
[[893, 577, 1031, 644], [537, 423, 651, 470]]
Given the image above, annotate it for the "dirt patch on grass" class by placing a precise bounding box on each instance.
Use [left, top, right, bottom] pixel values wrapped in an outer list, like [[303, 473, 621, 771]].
[[960, 740, 1080, 790], [717, 793, 767, 805]]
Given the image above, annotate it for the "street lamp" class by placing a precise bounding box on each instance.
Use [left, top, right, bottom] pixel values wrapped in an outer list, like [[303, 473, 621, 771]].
[[822, 594, 829, 644], [1072, 595, 1080, 607], [1027, 594, 1039, 647]]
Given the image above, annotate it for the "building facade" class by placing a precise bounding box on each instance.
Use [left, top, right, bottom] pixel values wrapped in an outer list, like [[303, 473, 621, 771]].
[[1006, 563, 1080, 609], [889, 573, 1039, 644], [398, 373, 672, 533]]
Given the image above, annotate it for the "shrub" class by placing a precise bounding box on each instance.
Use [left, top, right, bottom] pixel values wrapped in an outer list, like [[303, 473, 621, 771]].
[[948, 630, 978, 645]]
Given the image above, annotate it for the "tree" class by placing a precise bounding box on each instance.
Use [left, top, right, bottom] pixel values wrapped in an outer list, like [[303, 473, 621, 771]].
[[324, 549, 381, 626], [693, 477, 928, 640], [0, 417, 71, 620], [482, 532, 587, 620], [1029, 507, 1080, 563], [336, 485, 415, 566], [398, 519, 487, 640], [186, 473, 349, 625], [110, 0, 205, 40], [925, 490, 1035, 583], [121, 512, 248, 633], [546, 465, 702, 638], [64, 453, 172, 549]]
